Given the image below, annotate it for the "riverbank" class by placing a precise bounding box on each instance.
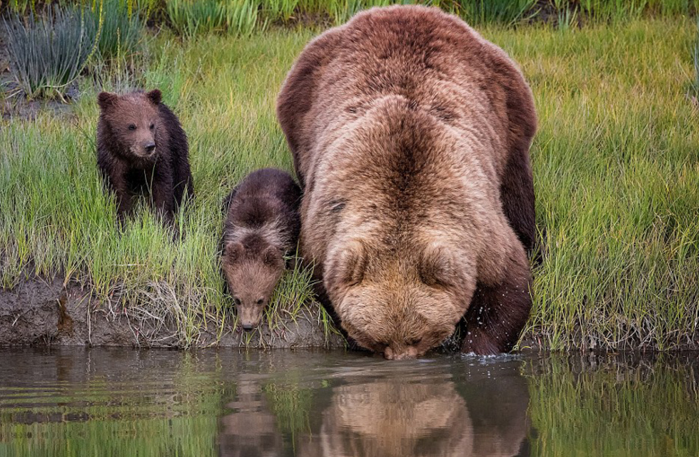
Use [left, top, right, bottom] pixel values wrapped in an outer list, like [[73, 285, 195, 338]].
[[1, 18, 697, 350], [0, 275, 344, 348]]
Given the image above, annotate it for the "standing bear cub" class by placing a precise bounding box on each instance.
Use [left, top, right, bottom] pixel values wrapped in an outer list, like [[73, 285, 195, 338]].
[[97, 89, 194, 223], [277, 6, 537, 359], [221, 168, 302, 331]]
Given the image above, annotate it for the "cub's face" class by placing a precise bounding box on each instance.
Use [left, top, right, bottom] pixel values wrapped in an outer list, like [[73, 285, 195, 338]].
[[222, 242, 285, 331], [98, 90, 163, 160], [325, 240, 475, 360]]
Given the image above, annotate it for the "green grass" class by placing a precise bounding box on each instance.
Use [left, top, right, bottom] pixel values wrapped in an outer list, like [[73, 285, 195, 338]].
[[2, 6, 99, 99], [1, 17, 697, 350]]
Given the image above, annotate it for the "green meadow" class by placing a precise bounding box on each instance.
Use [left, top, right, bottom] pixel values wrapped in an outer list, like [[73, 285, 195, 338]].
[[0, 2, 697, 350]]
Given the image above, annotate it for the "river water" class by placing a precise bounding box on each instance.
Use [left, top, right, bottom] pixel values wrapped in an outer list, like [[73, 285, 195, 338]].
[[0, 348, 697, 456]]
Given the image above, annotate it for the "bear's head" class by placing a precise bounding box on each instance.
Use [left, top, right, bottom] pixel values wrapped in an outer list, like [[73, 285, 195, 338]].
[[325, 239, 476, 359], [98, 89, 164, 161], [222, 237, 285, 331]]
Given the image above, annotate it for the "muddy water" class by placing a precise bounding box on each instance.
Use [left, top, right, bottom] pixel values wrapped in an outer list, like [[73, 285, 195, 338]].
[[0, 349, 697, 456]]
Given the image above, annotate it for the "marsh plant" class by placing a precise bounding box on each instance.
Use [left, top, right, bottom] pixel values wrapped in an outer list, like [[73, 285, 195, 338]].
[[2, 6, 98, 99], [456, 0, 538, 26], [166, 0, 259, 38], [91, 0, 144, 60]]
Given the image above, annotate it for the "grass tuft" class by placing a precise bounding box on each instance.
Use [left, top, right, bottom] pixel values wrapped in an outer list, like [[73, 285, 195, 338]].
[[2, 6, 98, 100]]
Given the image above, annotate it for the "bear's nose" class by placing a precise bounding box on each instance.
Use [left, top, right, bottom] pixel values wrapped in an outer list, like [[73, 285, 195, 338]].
[[145, 142, 156, 154], [384, 345, 419, 360], [241, 323, 254, 331]]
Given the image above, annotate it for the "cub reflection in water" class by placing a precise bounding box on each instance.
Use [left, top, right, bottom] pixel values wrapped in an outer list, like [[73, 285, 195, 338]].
[[218, 374, 283, 457], [298, 366, 531, 457]]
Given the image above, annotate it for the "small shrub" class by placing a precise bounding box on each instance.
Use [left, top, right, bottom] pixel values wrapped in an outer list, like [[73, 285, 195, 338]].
[[166, 0, 260, 38], [261, 0, 299, 22], [166, 0, 228, 37], [90, 0, 144, 60], [2, 6, 98, 99], [693, 18, 699, 95], [456, 0, 538, 25], [225, 0, 260, 36]]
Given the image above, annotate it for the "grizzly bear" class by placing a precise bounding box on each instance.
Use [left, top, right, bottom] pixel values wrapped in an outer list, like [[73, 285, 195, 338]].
[[221, 168, 302, 331], [277, 6, 537, 359], [97, 89, 193, 223]]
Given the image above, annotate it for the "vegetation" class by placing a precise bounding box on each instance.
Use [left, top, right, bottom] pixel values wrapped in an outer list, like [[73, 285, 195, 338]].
[[0, 0, 697, 350], [2, 6, 98, 99]]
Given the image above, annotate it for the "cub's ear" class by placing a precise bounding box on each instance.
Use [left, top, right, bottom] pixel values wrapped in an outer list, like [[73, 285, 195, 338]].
[[419, 244, 458, 288], [146, 89, 162, 105], [262, 246, 283, 267], [328, 241, 367, 288], [97, 92, 118, 110], [224, 242, 245, 264]]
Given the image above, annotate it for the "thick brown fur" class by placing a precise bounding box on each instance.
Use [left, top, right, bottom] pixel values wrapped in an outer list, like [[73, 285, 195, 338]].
[[220, 168, 302, 330], [97, 89, 193, 223], [277, 6, 537, 358]]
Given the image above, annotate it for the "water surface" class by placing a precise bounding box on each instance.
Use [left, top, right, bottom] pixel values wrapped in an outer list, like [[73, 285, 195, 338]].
[[0, 348, 697, 456]]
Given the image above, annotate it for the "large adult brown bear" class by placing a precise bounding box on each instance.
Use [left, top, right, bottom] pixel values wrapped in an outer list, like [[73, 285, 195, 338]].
[[277, 6, 537, 359]]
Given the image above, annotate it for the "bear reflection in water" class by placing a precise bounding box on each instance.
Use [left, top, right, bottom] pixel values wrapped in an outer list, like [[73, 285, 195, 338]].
[[219, 362, 530, 457], [299, 373, 530, 457]]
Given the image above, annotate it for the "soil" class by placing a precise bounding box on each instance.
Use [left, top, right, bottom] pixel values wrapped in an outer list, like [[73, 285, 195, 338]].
[[0, 277, 346, 349]]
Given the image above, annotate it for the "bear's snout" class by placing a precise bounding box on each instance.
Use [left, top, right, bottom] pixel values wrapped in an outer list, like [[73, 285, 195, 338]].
[[238, 306, 263, 331], [384, 345, 419, 360], [144, 142, 156, 155]]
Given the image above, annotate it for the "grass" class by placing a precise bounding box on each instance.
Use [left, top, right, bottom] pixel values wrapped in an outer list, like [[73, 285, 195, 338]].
[[2, 6, 99, 99], [1, 15, 697, 350]]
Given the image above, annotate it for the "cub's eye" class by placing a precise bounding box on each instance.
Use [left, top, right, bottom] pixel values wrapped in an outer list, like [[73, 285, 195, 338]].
[[256, 298, 264, 305], [128, 124, 136, 131], [233, 297, 241, 306], [149, 123, 155, 130]]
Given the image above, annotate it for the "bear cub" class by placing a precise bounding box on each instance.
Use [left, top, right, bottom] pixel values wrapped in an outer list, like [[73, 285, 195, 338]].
[[97, 89, 194, 223], [221, 168, 302, 331]]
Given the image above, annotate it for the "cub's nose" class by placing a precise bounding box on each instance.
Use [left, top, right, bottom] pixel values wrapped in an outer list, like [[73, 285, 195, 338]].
[[241, 323, 254, 331], [145, 142, 156, 154]]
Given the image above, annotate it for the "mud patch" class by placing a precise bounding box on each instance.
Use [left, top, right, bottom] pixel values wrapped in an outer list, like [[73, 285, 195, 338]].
[[0, 278, 345, 349]]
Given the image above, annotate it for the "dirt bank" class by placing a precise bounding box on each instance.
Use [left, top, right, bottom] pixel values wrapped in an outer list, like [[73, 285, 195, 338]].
[[0, 278, 346, 349]]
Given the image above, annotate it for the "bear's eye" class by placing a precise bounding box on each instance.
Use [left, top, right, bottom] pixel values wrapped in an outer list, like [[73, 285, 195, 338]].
[[128, 124, 136, 131], [233, 297, 241, 306], [256, 298, 264, 305], [149, 123, 155, 130]]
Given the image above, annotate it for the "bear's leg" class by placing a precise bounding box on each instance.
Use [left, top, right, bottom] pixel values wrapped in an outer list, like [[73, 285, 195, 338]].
[[461, 247, 532, 355], [109, 175, 133, 221], [150, 174, 175, 224], [499, 150, 536, 256]]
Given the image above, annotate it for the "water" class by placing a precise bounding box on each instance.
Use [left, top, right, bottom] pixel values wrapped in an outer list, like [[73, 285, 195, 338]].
[[0, 348, 697, 456]]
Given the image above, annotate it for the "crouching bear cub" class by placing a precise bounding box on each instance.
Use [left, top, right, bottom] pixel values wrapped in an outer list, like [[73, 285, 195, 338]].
[[277, 6, 537, 359], [221, 168, 302, 331], [97, 89, 193, 223]]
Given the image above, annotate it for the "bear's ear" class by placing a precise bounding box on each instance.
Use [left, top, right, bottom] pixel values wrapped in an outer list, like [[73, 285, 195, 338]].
[[97, 92, 118, 110], [329, 241, 367, 288], [146, 89, 162, 105], [419, 244, 457, 288], [262, 246, 282, 267], [225, 242, 245, 264]]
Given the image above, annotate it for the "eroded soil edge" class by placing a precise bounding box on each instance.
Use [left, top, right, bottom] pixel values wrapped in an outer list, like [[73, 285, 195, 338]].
[[0, 278, 345, 348]]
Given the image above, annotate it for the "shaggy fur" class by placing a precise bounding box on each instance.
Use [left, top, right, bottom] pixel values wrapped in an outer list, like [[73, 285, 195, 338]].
[[221, 168, 302, 330], [277, 6, 537, 358], [97, 89, 193, 223]]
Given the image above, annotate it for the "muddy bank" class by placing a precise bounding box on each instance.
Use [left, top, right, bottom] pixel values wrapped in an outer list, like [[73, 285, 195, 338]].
[[0, 278, 345, 349]]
